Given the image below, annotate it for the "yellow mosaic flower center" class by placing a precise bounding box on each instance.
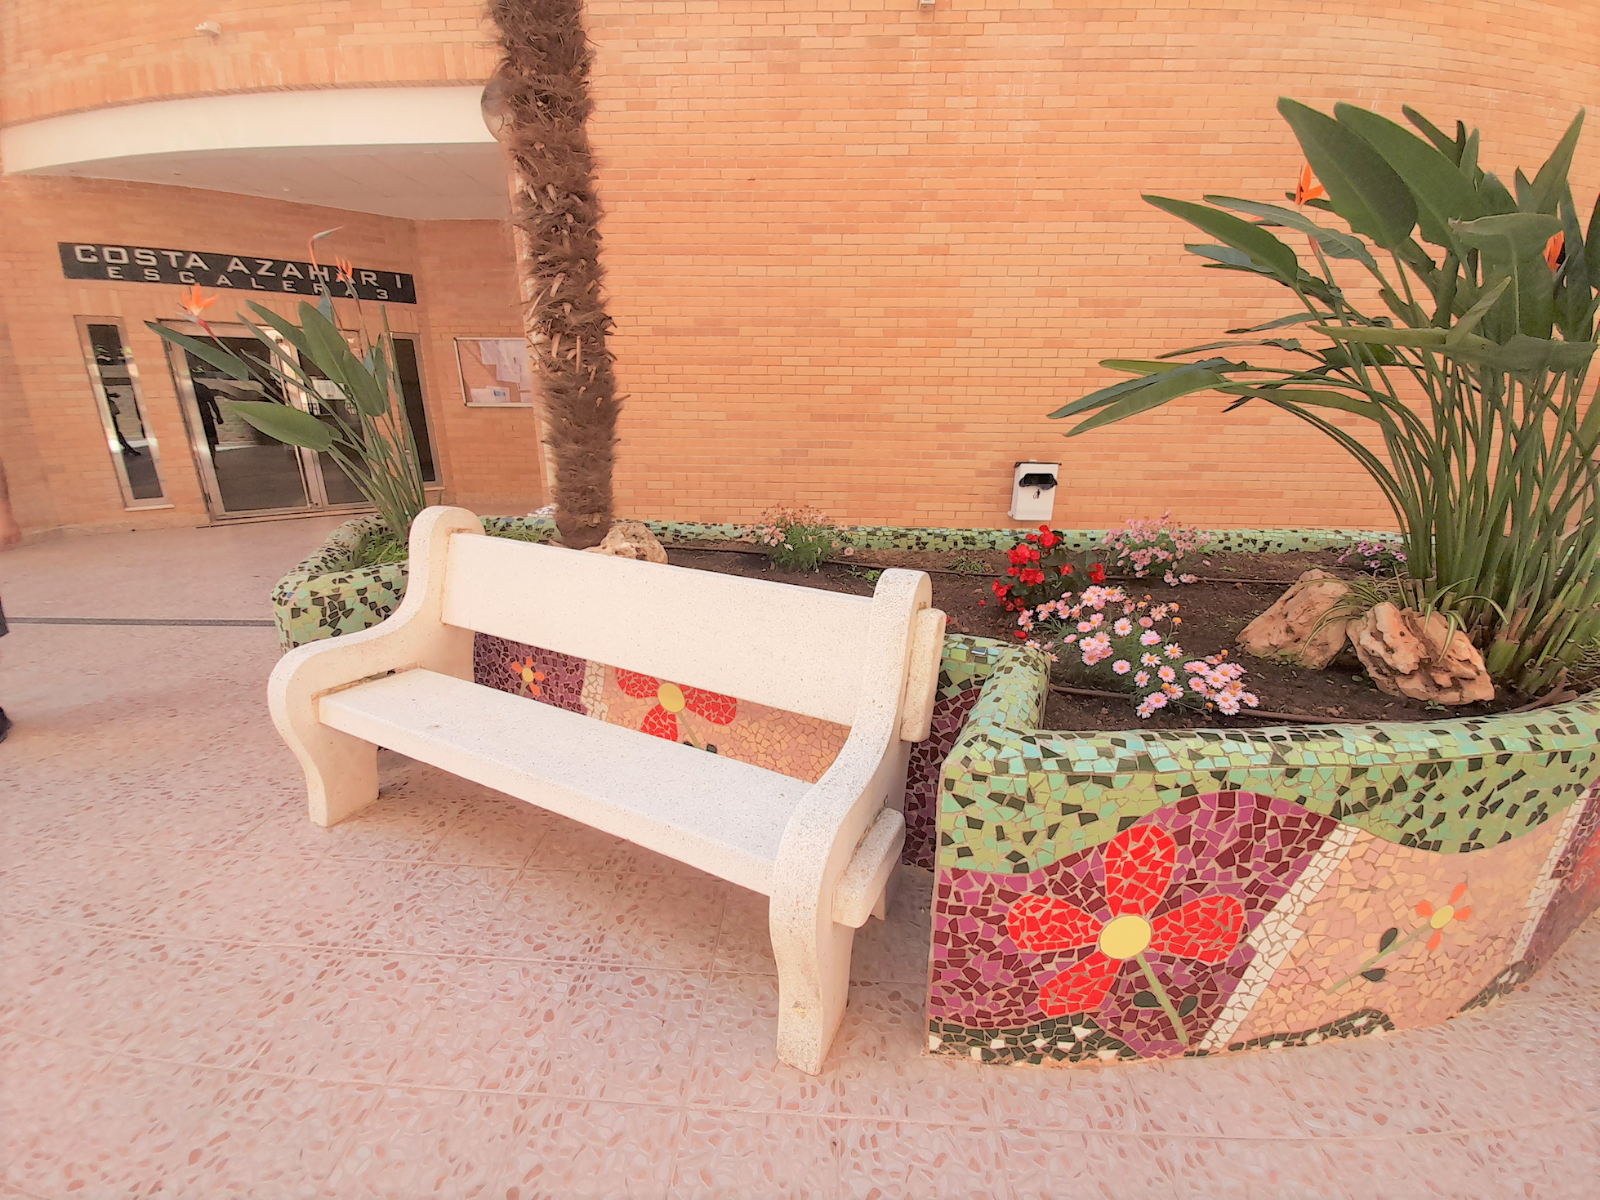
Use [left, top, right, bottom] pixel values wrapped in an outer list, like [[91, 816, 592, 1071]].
[[1098, 914, 1153, 960], [1429, 904, 1455, 930], [657, 682, 687, 713]]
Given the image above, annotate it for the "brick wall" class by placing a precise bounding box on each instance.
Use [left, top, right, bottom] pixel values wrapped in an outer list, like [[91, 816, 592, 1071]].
[[0, 1, 498, 123], [3, 1, 1596, 535], [0, 169, 531, 534], [580, 0, 1598, 530]]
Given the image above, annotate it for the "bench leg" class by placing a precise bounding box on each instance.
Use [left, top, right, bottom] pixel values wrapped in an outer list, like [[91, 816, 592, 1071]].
[[299, 727, 380, 827], [771, 910, 857, 1075]]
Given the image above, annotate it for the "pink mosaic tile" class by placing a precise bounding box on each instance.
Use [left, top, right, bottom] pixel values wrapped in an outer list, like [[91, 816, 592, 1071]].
[[1231, 824, 1559, 1045]]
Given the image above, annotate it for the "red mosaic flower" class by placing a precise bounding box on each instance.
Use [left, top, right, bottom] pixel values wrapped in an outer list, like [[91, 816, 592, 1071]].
[[1006, 824, 1245, 1038], [614, 669, 736, 742]]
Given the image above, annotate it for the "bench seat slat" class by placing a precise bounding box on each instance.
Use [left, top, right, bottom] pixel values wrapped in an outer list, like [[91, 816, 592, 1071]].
[[319, 669, 810, 894], [441, 535, 874, 727]]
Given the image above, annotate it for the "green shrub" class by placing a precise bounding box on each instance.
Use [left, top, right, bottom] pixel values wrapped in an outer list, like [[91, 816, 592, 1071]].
[[753, 504, 853, 572], [1050, 100, 1599, 694]]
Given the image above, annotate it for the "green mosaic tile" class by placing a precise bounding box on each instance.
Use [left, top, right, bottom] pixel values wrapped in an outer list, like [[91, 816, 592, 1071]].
[[936, 647, 1600, 872]]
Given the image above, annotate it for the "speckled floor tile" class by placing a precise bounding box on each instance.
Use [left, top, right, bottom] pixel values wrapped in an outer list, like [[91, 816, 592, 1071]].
[[836, 1118, 1003, 1199], [522, 810, 712, 877], [543, 966, 706, 1104], [317, 780, 466, 864], [712, 884, 780, 975], [358, 863, 520, 955], [0, 1031, 119, 1193], [7, 1055, 255, 1198], [682, 972, 842, 1114], [847, 866, 935, 985], [829, 983, 991, 1123], [391, 957, 574, 1093], [315, 1087, 527, 1198], [4, 519, 1597, 1199], [670, 1110, 841, 1200], [481, 869, 728, 968], [129, 946, 449, 1078], [494, 1098, 680, 1199], [0, 924, 224, 1050], [425, 791, 553, 870], [996, 1128, 1178, 1200]]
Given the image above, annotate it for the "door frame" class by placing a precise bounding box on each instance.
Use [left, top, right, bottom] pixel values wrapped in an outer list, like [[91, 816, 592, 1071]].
[[159, 319, 370, 522], [74, 315, 174, 511]]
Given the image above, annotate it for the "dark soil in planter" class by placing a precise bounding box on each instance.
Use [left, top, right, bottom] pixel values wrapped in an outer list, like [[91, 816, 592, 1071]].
[[665, 543, 1533, 732]]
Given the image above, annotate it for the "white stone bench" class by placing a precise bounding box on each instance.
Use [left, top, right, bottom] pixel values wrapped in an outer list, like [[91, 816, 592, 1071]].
[[268, 506, 947, 1073]]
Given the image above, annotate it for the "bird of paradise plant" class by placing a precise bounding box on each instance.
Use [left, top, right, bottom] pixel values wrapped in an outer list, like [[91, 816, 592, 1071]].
[[1051, 101, 1600, 695], [146, 231, 427, 541]]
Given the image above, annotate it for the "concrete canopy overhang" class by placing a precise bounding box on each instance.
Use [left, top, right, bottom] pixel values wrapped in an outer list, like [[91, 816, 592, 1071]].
[[1, 85, 509, 221]]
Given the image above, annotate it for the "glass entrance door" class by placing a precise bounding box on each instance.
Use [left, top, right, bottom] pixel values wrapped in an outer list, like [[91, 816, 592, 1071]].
[[163, 323, 437, 520], [165, 322, 315, 515]]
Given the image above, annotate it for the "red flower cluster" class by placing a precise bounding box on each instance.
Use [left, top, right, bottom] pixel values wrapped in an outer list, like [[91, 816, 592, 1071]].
[[992, 525, 1091, 613]]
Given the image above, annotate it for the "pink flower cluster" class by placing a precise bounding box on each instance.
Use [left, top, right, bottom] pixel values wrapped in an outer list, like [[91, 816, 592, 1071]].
[[1017, 586, 1258, 720], [1102, 512, 1207, 587]]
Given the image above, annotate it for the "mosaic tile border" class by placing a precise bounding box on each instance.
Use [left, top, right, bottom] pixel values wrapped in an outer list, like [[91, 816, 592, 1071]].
[[272, 518, 1398, 649], [928, 634, 1600, 1067], [641, 521, 1398, 555], [271, 515, 553, 650], [937, 651, 1600, 870]]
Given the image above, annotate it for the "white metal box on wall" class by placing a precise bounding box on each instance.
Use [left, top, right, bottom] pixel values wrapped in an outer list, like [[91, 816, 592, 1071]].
[[1009, 461, 1059, 522]]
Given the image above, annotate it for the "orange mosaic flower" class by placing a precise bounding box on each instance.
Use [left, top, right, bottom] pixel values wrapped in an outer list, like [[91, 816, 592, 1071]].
[[509, 657, 544, 698], [614, 669, 737, 743], [1295, 163, 1326, 206], [1416, 881, 1472, 952]]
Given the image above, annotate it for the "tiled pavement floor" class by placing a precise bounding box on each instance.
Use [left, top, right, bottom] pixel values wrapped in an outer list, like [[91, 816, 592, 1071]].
[[1, 518, 1597, 1198]]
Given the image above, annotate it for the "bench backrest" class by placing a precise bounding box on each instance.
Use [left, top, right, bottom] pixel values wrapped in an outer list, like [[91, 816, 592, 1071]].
[[440, 532, 878, 726]]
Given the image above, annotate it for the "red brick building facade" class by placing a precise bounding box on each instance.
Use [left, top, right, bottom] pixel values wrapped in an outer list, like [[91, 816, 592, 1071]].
[[2, 1, 1593, 536]]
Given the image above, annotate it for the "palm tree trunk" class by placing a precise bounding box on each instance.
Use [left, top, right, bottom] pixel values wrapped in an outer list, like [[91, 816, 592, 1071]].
[[489, 0, 620, 549]]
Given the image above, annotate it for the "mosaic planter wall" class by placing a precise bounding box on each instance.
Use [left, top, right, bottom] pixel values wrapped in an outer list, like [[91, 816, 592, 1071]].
[[273, 516, 1392, 652], [271, 515, 552, 651], [928, 645, 1600, 1066]]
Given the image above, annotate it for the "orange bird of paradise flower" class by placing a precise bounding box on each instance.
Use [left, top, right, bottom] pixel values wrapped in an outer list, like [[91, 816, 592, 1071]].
[[1545, 231, 1565, 271], [1295, 163, 1326, 206], [178, 284, 219, 335], [179, 284, 216, 318], [334, 253, 355, 284]]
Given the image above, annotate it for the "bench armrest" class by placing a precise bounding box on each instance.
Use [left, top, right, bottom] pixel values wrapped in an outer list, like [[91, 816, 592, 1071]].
[[267, 507, 483, 824], [832, 807, 906, 927]]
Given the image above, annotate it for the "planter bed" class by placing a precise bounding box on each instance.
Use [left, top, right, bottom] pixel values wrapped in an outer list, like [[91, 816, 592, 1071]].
[[272, 516, 1600, 1069]]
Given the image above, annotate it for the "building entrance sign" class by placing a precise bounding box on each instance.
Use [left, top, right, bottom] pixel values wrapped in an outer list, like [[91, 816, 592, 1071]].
[[59, 243, 417, 303]]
